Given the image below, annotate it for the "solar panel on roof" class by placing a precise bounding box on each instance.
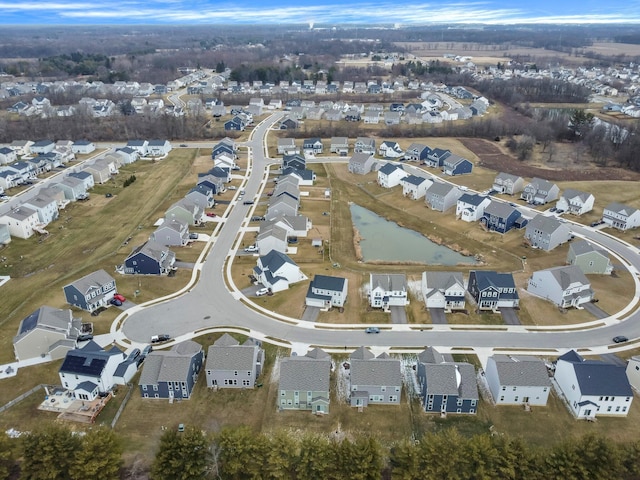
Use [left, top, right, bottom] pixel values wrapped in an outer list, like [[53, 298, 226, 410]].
[[18, 309, 40, 335]]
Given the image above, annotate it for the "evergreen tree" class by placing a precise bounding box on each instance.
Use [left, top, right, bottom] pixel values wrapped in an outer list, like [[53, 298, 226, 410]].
[[0, 432, 17, 480], [151, 427, 212, 480], [20, 424, 81, 480], [70, 427, 122, 480]]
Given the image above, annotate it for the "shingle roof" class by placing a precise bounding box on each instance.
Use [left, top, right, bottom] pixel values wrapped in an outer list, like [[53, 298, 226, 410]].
[[458, 193, 488, 206], [427, 182, 456, 196], [65, 269, 115, 296], [310, 274, 346, 292], [279, 356, 330, 391], [561, 189, 592, 202], [490, 355, 551, 387], [543, 265, 590, 289], [423, 362, 478, 399], [418, 347, 445, 364], [350, 358, 402, 387], [402, 174, 429, 186], [350, 346, 375, 361], [206, 344, 257, 371], [139, 341, 202, 385], [573, 362, 633, 396], [569, 239, 608, 257], [484, 201, 518, 219], [259, 250, 296, 272], [371, 273, 406, 291], [214, 333, 240, 347], [605, 202, 639, 217]]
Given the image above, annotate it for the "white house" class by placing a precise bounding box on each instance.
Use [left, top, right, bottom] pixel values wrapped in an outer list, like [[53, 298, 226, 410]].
[[492, 172, 524, 195], [369, 273, 408, 310], [0, 206, 40, 239], [378, 141, 404, 158], [401, 175, 432, 200], [254, 250, 307, 293], [377, 163, 407, 188], [625, 356, 640, 393], [421, 271, 465, 311], [527, 265, 594, 308], [521, 178, 560, 205], [485, 355, 551, 406], [523, 214, 572, 251], [554, 350, 633, 419], [602, 202, 640, 231], [556, 189, 595, 216], [305, 274, 348, 309], [23, 194, 59, 225], [71, 140, 96, 155], [148, 139, 172, 156], [256, 224, 289, 255], [456, 194, 491, 222]]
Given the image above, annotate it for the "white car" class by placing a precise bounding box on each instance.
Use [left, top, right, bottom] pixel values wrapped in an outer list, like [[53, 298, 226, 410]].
[[244, 245, 258, 253], [256, 287, 270, 296]]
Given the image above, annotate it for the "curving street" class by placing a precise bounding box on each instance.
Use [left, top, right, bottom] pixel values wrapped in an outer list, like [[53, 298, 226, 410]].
[[117, 112, 640, 356]]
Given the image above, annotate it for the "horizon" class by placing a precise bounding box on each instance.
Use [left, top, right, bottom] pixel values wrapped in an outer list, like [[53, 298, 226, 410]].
[[2, 1, 640, 26]]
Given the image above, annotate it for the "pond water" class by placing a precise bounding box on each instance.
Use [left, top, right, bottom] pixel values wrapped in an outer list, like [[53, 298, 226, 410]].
[[350, 203, 478, 265]]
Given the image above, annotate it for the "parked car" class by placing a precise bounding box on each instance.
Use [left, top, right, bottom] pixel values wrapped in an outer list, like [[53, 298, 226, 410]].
[[189, 233, 199, 240], [244, 245, 259, 253], [77, 333, 94, 342], [91, 306, 107, 316], [179, 144, 188, 147], [243, 200, 254, 205], [128, 348, 141, 361], [142, 344, 153, 357], [365, 327, 380, 334], [105, 193, 113, 198], [232, 166, 241, 171], [250, 216, 265, 221], [110, 298, 122, 307], [114, 293, 126, 302], [613, 336, 629, 343], [256, 287, 270, 296], [228, 186, 237, 190], [206, 212, 216, 217], [151, 334, 171, 343]]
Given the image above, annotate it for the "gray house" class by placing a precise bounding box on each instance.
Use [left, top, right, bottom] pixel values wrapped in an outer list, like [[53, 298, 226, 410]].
[[63, 269, 117, 313], [567, 240, 613, 275], [348, 152, 375, 175], [524, 214, 572, 251], [13, 306, 81, 361], [349, 349, 402, 407], [205, 334, 263, 389], [492, 172, 525, 195], [521, 178, 559, 205], [485, 355, 551, 406], [278, 348, 331, 413], [150, 217, 190, 247], [425, 182, 463, 212], [527, 265, 594, 308], [354, 137, 376, 154], [165, 199, 204, 226]]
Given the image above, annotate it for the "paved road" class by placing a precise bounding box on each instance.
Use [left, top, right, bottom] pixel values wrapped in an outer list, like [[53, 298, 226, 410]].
[[120, 112, 640, 354]]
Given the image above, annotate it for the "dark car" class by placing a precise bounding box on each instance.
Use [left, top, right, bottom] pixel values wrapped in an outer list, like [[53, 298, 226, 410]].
[[151, 334, 171, 343], [128, 348, 141, 361], [243, 200, 254, 205], [91, 306, 107, 316], [613, 336, 629, 343], [365, 327, 380, 334], [77, 333, 94, 342], [105, 193, 113, 198], [110, 298, 122, 306]]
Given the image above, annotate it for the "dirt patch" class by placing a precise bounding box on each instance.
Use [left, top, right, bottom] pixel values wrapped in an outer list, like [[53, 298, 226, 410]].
[[459, 138, 640, 182]]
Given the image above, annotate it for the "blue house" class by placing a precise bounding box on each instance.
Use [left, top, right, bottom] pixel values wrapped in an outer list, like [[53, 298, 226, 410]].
[[416, 348, 478, 414], [122, 240, 176, 275], [481, 201, 523, 234], [283, 154, 306, 171], [63, 269, 117, 313], [442, 154, 473, 176], [425, 148, 451, 167], [139, 340, 204, 400], [467, 270, 519, 310], [211, 143, 234, 160], [224, 116, 245, 131], [404, 143, 432, 162]]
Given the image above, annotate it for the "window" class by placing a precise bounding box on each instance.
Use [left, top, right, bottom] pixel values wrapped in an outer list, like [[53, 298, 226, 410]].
[[471, 400, 477, 407], [500, 396, 504, 402], [154, 394, 159, 398], [501, 386, 506, 391], [607, 406, 612, 412], [247, 371, 252, 377], [234, 371, 238, 376], [381, 386, 386, 392], [153, 385, 158, 391], [513, 387, 517, 391], [626, 397, 631, 402], [616, 406, 621, 412]]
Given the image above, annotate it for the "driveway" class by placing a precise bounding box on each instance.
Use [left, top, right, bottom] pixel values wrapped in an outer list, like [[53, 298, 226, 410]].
[[390, 306, 407, 324], [499, 307, 521, 325], [429, 308, 447, 324], [174, 261, 195, 269], [301, 306, 320, 322], [583, 302, 608, 319]]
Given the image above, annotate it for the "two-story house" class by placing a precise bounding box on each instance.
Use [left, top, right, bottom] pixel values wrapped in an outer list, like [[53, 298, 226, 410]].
[[425, 182, 463, 212], [349, 349, 402, 407], [369, 273, 408, 310], [404, 143, 431, 162], [556, 189, 595, 215], [467, 270, 519, 311], [456, 193, 492, 222], [150, 217, 190, 247], [527, 265, 593, 308], [377, 163, 407, 188], [481, 201, 524, 234], [421, 271, 466, 311], [302, 138, 324, 155], [278, 348, 331, 413], [305, 274, 348, 309], [442, 154, 473, 176], [63, 269, 117, 313], [401, 175, 432, 200], [521, 178, 560, 205], [354, 137, 376, 154], [13, 306, 81, 361], [567, 240, 613, 275], [485, 355, 551, 406], [205, 334, 263, 389], [122, 240, 176, 275], [492, 172, 525, 195], [602, 202, 640, 231], [348, 152, 375, 175], [524, 214, 572, 251], [254, 250, 307, 293]]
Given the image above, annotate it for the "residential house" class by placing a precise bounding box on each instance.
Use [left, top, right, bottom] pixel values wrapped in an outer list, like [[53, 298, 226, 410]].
[[126, 140, 149, 156], [442, 154, 473, 176], [71, 140, 95, 155], [417, 349, 479, 414], [567, 240, 613, 275], [602, 202, 640, 231], [281, 167, 315, 186], [0, 147, 18, 164], [277, 138, 298, 155], [166, 199, 204, 225], [0, 170, 21, 190], [265, 195, 299, 221], [330, 137, 349, 156], [348, 152, 375, 175], [224, 116, 246, 131], [279, 117, 298, 130], [369, 273, 408, 310], [150, 217, 190, 247], [521, 178, 560, 205], [305, 274, 349, 309], [8, 140, 33, 156], [256, 224, 288, 255], [425, 148, 451, 168], [0, 224, 10, 245], [262, 214, 311, 238], [404, 143, 431, 162], [13, 306, 81, 361], [401, 175, 432, 200], [456, 193, 492, 222], [425, 182, 463, 212], [556, 189, 595, 215], [524, 214, 572, 251], [197, 174, 224, 195], [254, 250, 307, 292], [485, 355, 551, 406], [63, 269, 116, 313], [302, 138, 323, 155], [122, 240, 176, 275], [114, 147, 138, 164], [83, 159, 112, 184], [349, 350, 402, 407], [378, 141, 404, 158], [67, 170, 95, 191], [377, 163, 407, 188], [139, 340, 204, 399], [23, 194, 59, 225], [554, 350, 633, 418], [59, 341, 125, 400], [148, 139, 172, 156], [354, 137, 376, 154], [278, 349, 331, 413], [185, 184, 215, 209], [421, 271, 466, 311], [481, 201, 524, 234], [30, 139, 55, 154], [625, 356, 640, 393], [56, 176, 88, 201], [467, 270, 519, 311], [0, 206, 40, 239], [492, 172, 525, 195], [205, 334, 263, 389], [282, 154, 306, 171], [527, 265, 594, 308]]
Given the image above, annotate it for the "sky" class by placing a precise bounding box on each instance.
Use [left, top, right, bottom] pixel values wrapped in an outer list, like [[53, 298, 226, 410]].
[[0, 0, 638, 25]]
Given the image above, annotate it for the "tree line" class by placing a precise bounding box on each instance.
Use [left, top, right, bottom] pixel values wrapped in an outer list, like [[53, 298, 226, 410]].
[[3, 424, 639, 479]]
